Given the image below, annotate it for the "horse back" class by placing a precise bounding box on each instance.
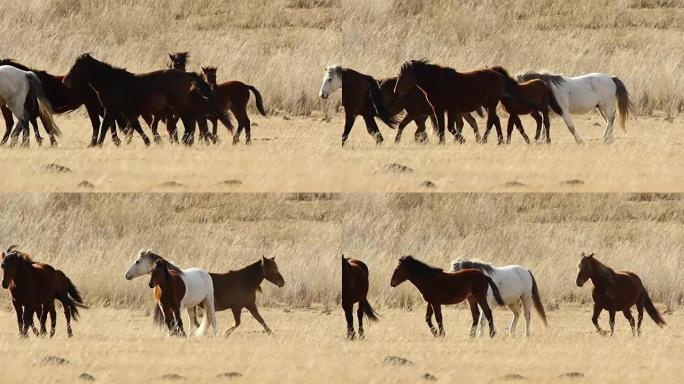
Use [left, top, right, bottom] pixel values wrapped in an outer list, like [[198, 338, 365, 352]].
[[593, 270, 644, 310]]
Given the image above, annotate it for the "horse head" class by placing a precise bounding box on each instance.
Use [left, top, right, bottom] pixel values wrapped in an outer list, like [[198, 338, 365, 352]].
[[261, 256, 285, 288], [319, 65, 342, 99]]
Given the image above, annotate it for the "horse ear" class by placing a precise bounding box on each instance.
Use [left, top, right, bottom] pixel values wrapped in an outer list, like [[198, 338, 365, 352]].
[[588, 253, 594, 258], [168, 53, 174, 60], [1, 252, 4, 259]]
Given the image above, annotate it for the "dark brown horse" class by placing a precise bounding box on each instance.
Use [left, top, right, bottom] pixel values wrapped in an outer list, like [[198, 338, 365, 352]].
[[379, 77, 482, 144], [394, 60, 535, 145], [1, 246, 85, 337], [63, 54, 230, 146], [319, 65, 398, 146], [147, 52, 192, 144], [390, 255, 504, 337], [489, 66, 562, 144], [201, 66, 265, 145], [149, 259, 186, 336], [342, 255, 379, 340], [576, 252, 666, 336], [208, 256, 284, 336]]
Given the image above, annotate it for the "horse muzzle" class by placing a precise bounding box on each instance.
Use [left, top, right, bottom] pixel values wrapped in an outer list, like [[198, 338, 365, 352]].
[[1, 280, 8, 289], [148, 282, 154, 288], [575, 278, 586, 287], [320, 93, 328, 100]]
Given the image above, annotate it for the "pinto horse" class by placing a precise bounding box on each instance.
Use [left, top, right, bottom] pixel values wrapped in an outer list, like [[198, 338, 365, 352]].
[[149, 259, 187, 336], [208, 256, 284, 336], [395, 59, 534, 145], [451, 259, 547, 337], [489, 66, 562, 144], [63, 54, 230, 146], [125, 249, 217, 336], [201, 66, 265, 145], [342, 255, 379, 340], [576, 252, 666, 336], [0, 65, 61, 147], [319, 65, 398, 146], [390, 255, 504, 337], [516, 71, 632, 144], [1, 246, 85, 338]]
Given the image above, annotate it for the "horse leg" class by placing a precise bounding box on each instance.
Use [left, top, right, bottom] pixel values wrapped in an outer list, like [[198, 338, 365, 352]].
[[62, 300, 73, 337], [453, 113, 466, 143], [489, 109, 504, 145], [447, 112, 464, 143], [341, 110, 356, 147], [1, 105, 13, 145], [356, 302, 365, 339], [21, 305, 34, 337], [467, 297, 480, 337], [85, 108, 101, 147], [48, 301, 57, 337], [608, 308, 616, 336], [463, 112, 481, 143], [560, 112, 583, 144], [479, 297, 496, 338], [210, 115, 218, 138], [238, 109, 252, 145], [592, 303, 606, 335], [433, 108, 446, 144], [506, 115, 515, 144], [521, 296, 532, 337], [508, 301, 521, 336], [150, 115, 162, 144], [245, 303, 271, 335], [39, 304, 48, 336], [97, 113, 114, 146], [477, 307, 486, 337], [343, 302, 355, 340], [636, 299, 644, 336], [600, 104, 616, 144], [233, 123, 244, 145], [514, 115, 531, 144], [433, 304, 445, 337], [13, 302, 25, 336], [31, 117, 44, 146], [197, 117, 212, 145], [185, 307, 195, 335], [395, 114, 412, 143], [9, 120, 25, 147], [623, 309, 636, 336], [173, 307, 185, 337], [224, 307, 242, 337], [424, 302, 438, 336], [414, 115, 429, 143], [362, 114, 383, 145], [126, 116, 151, 147]]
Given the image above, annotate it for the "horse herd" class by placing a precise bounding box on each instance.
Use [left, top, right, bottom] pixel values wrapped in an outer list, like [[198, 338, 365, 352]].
[[1, 246, 665, 340], [0, 53, 631, 148]]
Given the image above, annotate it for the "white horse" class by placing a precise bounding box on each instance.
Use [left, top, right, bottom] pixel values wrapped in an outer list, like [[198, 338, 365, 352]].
[[125, 249, 217, 336], [450, 259, 547, 337], [516, 71, 632, 144], [0, 65, 59, 146]]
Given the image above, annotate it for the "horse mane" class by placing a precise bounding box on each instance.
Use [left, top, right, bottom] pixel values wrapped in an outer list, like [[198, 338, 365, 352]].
[[78, 53, 133, 80], [515, 70, 566, 87], [399, 59, 457, 76], [4, 248, 34, 264], [589, 256, 616, 287], [455, 259, 495, 274], [142, 250, 183, 276], [231, 259, 264, 292], [489, 66, 511, 78], [0, 59, 30, 71], [400, 255, 443, 276]]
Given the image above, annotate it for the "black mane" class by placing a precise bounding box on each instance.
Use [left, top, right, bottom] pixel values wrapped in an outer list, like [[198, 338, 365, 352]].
[[400, 255, 443, 275], [78, 54, 134, 81], [454, 259, 495, 274]]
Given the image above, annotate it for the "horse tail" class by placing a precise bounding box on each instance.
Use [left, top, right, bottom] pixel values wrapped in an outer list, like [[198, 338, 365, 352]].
[[612, 76, 632, 132], [361, 299, 380, 322], [485, 276, 505, 306], [547, 87, 563, 116], [642, 288, 666, 327], [368, 78, 399, 129], [189, 72, 234, 131], [153, 304, 165, 327], [59, 274, 86, 321], [247, 85, 267, 116], [528, 270, 548, 326], [26, 72, 62, 138]]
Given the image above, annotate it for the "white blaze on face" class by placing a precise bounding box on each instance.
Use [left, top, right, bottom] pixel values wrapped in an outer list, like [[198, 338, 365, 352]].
[[124, 250, 154, 280], [319, 66, 342, 99]]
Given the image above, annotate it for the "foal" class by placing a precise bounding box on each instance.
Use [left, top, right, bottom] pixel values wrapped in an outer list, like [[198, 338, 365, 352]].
[[342, 255, 379, 340], [390, 255, 504, 337], [149, 259, 186, 336]]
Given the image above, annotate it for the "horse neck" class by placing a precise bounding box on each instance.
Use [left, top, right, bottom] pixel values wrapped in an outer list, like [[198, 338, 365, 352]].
[[241, 261, 265, 288], [9, 262, 33, 289], [589, 261, 614, 289], [88, 61, 130, 90], [406, 265, 435, 293]]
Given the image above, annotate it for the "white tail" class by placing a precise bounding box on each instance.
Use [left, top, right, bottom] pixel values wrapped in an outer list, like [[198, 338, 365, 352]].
[[26, 72, 61, 137]]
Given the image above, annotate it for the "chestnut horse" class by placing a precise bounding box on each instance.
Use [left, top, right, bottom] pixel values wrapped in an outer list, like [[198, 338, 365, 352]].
[[379, 77, 482, 144], [1, 246, 85, 337], [201, 66, 265, 145], [342, 255, 379, 340], [390, 255, 504, 337], [63, 54, 230, 146], [149, 259, 187, 336], [319, 65, 398, 146], [489, 66, 562, 144], [576, 252, 666, 336], [206, 256, 285, 336], [394, 60, 536, 145]]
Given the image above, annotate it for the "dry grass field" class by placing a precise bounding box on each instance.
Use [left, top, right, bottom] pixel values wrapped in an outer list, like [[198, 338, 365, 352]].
[[0, 1, 682, 192]]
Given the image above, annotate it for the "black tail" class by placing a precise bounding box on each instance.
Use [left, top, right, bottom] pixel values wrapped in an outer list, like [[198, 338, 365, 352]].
[[153, 304, 165, 327], [63, 277, 87, 321], [189, 72, 234, 131], [548, 88, 563, 115], [642, 289, 666, 327], [486, 276, 505, 306], [247, 85, 267, 116], [361, 299, 379, 321], [528, 270, 548, 326], [490, 66, 544, 111], [368, 78, 399, 129]]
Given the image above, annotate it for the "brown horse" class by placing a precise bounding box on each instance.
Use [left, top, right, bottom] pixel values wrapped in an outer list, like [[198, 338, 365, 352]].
[[63, 54, 230, 146], [576, 252, 666, 336], [1, 246, 85, 337], [489, 66, 562, 144], [320, 65, 398, 146], [208, 256, 284, 336], [390, 255, 504, 337], [149, 259, 187, 337], [394, 60, 536, 145], [342, 255, 379, 340], [201, 67, 265, 145], [379, 77, 482, 144]]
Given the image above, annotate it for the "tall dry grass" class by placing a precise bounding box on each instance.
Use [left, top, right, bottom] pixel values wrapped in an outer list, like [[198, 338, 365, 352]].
[[0, 193, 681, 311], [0, 0, 681, 115]]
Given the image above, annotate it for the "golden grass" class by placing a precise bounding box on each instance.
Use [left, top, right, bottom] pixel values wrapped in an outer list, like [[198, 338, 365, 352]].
[[0, 193, 680, 309], [0, 113, 681, 192], [0, 306, 681, 383]]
